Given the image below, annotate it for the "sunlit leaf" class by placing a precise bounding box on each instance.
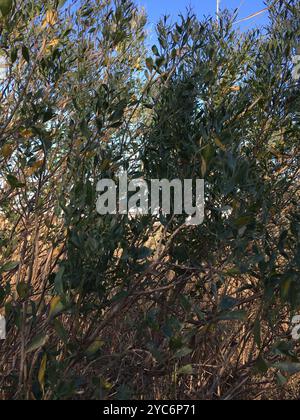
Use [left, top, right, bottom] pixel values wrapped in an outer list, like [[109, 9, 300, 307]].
[[49, 296, 64, 318], [178, 364, 194, 375]]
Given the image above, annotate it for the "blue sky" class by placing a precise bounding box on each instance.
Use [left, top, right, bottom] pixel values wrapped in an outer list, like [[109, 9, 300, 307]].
[[139, 0, 269, 40]]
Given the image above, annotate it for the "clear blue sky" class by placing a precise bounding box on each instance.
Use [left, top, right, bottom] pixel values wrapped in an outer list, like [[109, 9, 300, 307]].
[[139, 0, 268, 40]]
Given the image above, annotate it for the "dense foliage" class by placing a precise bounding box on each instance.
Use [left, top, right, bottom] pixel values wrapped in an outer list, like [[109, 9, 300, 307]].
[[0, 0, 299, 400]]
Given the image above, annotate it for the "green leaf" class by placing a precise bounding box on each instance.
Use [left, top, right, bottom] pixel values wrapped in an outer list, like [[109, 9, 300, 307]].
[[58, 0, 67, 8], [26, 333, 48, 354], [222, 267, 241, 276], [17, 282, 30, 300], [214, 137, 226, 151], [1, 260, 19, 273], [53, 319, 68, 343], [54, 267, 64, 296], [49, 296, 64, 318], [6, 174, 25, 189], [179, 295, 191, 312], [152, 45, 159, 56], [253, 319, 261, 349], [109, 99, 127, 123], [174, 347, 192, 359], [22, 46, 30, 63], [255, 356, 269, 374], [0, 0, 13, 17], [275, 362, 300, 375], [219, 296, 238, 311], [276, 371, 288, 386], [111, 290, 129, 303], [0, 286, 6, 305], [234, 216, 254, 228], [79, 120, 91, 138], [116, 384, 133, 400], [38, 353, 47, 392], [146, 57, 154, 72], [85, 339, 104, 357], [201, 143, 215, 165], [178, 364, 194, 375], [281, 277, 293, 301], [155, 56, 165, 68], [272, 341, 294, 358], [218, 310, 247, 322], [11, 48, 18, 63], [136, 246, 153, 260]]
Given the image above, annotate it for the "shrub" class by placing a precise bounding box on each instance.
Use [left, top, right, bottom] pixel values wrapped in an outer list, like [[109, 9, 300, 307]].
[[0, 0, 299, 400]]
